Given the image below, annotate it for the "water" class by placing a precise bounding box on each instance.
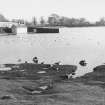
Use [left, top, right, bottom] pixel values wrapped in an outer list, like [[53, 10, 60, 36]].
[[0, 27, 105, 76]]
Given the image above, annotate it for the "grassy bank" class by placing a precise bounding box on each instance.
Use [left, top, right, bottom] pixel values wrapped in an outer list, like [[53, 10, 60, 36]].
[[0, 63, 104, 105]]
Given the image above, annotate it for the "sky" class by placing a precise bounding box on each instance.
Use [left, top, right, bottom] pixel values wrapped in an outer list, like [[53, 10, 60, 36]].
[[0, 0, 105, 22]]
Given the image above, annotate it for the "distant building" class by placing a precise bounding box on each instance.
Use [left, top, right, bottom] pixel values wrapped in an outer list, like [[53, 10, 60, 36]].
[[0, 22, 17, 27], [0, 22, 17, 35], [0, 22, 28, 34], [12, 19, 25, 25], [17, 27, 27, 34]]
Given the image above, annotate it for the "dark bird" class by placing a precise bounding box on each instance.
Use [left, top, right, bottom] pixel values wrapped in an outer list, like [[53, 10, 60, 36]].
[[79, 60, 87, 66]]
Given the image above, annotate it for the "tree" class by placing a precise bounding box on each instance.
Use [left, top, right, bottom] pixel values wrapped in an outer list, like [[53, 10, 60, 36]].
[[47, 14, 61, 26], [47, 14, 92, 27], [0, 14, 9, 22], [40, 17, 45, 25], [25, 21, 31, 26], [32, 17, 37, 26], [95, 17, 105, 26], [59, 17, 65, 26]]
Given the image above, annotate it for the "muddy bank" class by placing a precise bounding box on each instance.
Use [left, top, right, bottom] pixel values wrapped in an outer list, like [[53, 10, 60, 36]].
[[74, 64, 105, 89], [0, 79, 104, 105], [0, 63, 77, 96], [0, 63, 77, 80], [0, 63, 104, 105]]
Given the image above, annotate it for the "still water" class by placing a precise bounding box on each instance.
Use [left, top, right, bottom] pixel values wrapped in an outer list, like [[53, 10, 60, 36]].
[[0, 27, 105, 76]]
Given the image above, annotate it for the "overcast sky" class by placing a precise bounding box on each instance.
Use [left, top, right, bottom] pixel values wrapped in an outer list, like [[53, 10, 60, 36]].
[[0, 0, 105, 21]]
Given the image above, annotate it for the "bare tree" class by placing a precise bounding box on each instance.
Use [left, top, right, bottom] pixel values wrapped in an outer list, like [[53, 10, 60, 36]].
[[40, 17, 45, 26], [32, 17, 37, 26]]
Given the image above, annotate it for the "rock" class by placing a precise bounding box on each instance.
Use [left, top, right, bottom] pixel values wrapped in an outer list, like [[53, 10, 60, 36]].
[[31, 90, 42, 94], [37, 71, 46, 74], [0, 67, 12, 71], [39, 85, 48, 90], [0, 95, 16, 100], [93, 65, 105, 72], [22, 86, 36, 91]]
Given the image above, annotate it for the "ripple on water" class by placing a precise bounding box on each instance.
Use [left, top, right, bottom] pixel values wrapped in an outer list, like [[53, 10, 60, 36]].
[[0, 27, 105, 76]]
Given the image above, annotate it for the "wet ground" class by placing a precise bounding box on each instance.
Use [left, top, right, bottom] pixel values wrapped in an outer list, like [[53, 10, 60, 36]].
[[0, 79, 104, 105], [0, 63, 104, 105]]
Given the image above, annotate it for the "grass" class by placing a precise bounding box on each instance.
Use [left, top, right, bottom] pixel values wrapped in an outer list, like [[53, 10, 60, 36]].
[[0, 79, 104, 105], [0, 63, 104, 105]]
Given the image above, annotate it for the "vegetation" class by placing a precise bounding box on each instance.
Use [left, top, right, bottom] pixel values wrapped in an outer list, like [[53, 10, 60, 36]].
[[32, 17, 37, 26], [39, 16, 46, 26], [1, 13, 105, 27], [0, 63, 104, 105], [0, 14, 9, 22], [46, 14, 105, 27], [32, 14, 105, 27]]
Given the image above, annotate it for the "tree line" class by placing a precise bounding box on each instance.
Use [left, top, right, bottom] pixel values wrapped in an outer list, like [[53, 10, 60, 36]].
[[1, 14, 105, 27]]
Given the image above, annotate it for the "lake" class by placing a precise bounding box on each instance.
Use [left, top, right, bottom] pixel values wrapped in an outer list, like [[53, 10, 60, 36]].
[[0, 27, 105, 76]]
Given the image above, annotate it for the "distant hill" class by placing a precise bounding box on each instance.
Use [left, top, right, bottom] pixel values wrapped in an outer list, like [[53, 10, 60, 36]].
[[0, 14, 9, 22]]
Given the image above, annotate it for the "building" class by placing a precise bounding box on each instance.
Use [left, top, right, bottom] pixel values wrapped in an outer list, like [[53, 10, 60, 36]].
[[17, 26, 27, 34], [0, 22, 17, 35]]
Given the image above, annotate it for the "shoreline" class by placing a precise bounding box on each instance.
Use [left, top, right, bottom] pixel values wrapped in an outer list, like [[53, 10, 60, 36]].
[[0, 63, 104, 105]]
